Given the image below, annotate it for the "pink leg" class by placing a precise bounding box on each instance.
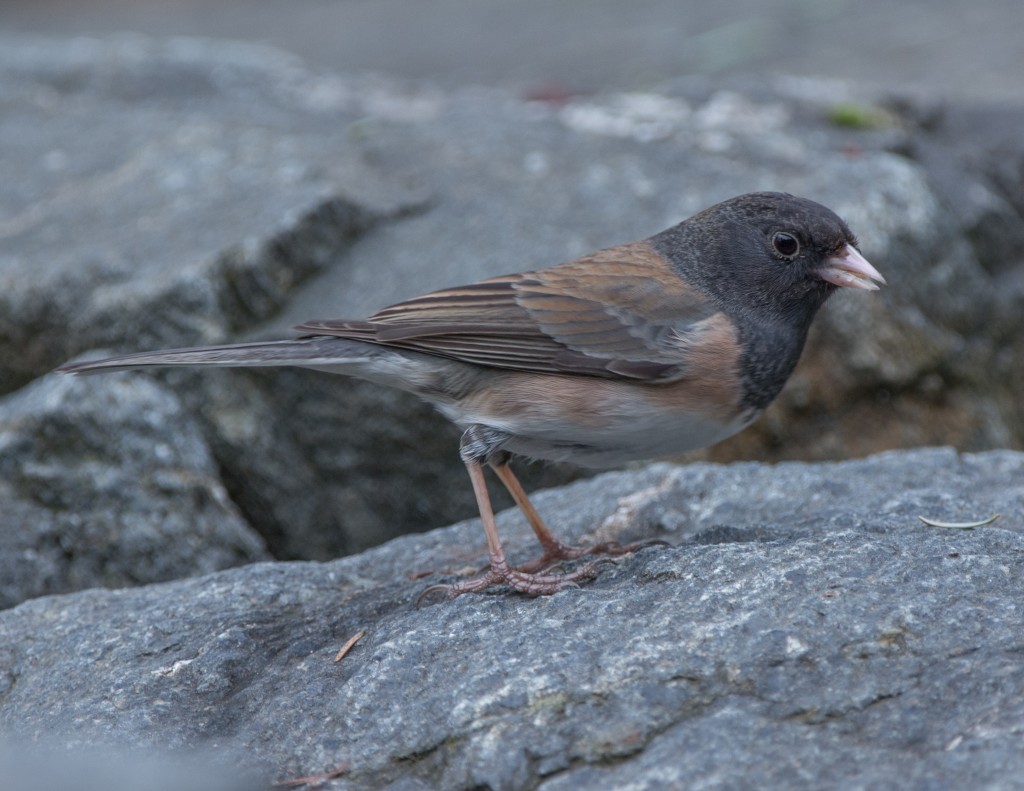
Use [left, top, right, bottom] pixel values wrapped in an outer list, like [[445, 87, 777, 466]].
[[417, 459, 603, 603], [490, 461, 668, 573]]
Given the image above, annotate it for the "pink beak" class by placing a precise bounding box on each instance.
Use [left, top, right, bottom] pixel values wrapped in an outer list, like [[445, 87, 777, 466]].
[[817, 244, 886, 291]]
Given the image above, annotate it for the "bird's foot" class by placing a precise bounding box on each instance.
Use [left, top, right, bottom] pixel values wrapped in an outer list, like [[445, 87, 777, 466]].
[[417, 557, 608, 604], [516, 537, 670, 574]]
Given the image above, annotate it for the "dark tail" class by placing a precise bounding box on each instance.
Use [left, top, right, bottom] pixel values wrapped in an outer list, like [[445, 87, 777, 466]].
[[56, 338, 374, 376]]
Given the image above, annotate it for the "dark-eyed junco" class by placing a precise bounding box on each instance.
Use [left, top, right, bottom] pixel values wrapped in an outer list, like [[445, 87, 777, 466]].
[[58, 192, 884, 599]]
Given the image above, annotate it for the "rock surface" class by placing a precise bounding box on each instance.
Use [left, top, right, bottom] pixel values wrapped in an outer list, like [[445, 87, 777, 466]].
[[0, 447, 1021, 790], [0, 36, 427, 393], [0, 367, 268, 609], [2, 34, 1024, 567]]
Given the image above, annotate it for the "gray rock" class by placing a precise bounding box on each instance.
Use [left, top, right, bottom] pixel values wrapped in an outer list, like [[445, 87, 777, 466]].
[[0, 369, 268, 609], [0, 747, 255, 791], [0, 447, 1021, 790], [0, 34, 427, 392]]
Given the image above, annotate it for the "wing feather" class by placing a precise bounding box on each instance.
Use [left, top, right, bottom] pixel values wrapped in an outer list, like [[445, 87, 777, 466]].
[[294, 241, 717, 381]]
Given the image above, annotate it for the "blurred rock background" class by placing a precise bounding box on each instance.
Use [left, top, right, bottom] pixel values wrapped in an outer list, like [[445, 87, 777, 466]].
[[5, 0, 1023, 101], [1, 0, 1022, 599]]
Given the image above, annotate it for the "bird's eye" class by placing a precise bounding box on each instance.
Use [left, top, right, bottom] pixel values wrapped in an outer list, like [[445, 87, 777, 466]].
[[772, 231, 800, 259]]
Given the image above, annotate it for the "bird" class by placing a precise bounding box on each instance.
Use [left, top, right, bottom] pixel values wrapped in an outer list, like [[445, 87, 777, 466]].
[[58, 192, 885, 600]]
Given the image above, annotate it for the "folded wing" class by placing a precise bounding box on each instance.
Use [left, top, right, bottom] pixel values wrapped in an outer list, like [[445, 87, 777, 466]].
[[296, 241, 717, 382]]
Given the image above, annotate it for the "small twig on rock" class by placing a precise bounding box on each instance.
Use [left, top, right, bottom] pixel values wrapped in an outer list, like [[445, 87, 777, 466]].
[[333, 630, 366, 663], [409, 565, 480, 580], [274, 763, 349, 788], [918, 514, 1000, 530]]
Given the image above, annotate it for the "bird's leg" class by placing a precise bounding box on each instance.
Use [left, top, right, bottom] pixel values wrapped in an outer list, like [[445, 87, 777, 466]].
[[487, 456, 578, 566], [489, 457, 669, 573], [418, 427, 603, 602]]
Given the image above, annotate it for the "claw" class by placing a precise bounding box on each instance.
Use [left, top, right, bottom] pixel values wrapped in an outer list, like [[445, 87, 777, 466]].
[[419, 457, 667, 605], [415, 584, 461, 608], [517, 536, 669, 573], [416, 562, 602, 603]]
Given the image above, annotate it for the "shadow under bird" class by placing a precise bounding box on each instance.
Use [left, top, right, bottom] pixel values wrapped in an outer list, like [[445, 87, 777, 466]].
[[58, 192, 885, 599]]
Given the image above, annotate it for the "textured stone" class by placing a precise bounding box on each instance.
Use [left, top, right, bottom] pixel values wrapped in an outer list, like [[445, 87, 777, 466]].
[[0, 369, 268, 609], [0, 35, 426, 393], [0, 448, 1020, 790]]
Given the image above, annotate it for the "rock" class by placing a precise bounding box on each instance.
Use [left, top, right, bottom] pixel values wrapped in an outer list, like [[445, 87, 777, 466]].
[[2, 33, 1023, 564], [0, 748, 254, 791], [0, 34, 427, 393], [0, 447, 1021, 789], [0, 369, 268, 609]]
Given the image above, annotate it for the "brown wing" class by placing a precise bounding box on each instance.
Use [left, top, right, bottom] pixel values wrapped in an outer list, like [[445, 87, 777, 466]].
[[295, 241, 717, 381]]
